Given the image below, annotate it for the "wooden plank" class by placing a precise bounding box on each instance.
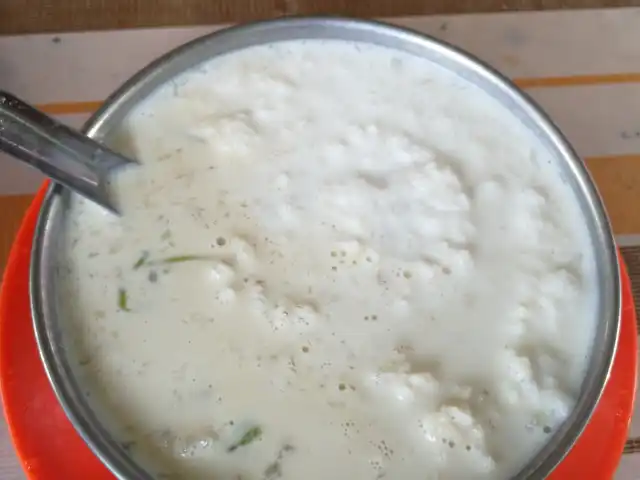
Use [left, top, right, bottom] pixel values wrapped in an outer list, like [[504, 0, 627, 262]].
[[0, 195, 33, 277], [2, 0, 640, 35], [621, 246, 640, 330], [586, 156, 640, 234]]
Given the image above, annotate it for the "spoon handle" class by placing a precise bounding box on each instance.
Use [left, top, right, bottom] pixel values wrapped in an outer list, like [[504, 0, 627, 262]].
[[0, 91, 131, 212]]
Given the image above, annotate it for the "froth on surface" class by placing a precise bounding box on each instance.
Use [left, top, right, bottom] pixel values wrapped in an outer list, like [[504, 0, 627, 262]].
[[58, 40, 597, 479]]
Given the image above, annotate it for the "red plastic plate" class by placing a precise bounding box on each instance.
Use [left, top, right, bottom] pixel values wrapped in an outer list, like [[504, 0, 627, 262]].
[[0, 184, 636, 479]]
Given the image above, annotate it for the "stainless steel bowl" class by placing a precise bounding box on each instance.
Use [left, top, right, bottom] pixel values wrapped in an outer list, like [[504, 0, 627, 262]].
[[30, 17, 620, 480]]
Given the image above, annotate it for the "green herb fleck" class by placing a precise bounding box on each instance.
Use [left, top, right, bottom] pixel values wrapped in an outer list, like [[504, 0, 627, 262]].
[[133, 251, 150, 270], [78, 357, 92, 366], [263, 443, 295, 479], [160, 254, 212, 264], [118, 288, 130, 311], [228, 426, 262, 452], [264, 461, 281, 478]]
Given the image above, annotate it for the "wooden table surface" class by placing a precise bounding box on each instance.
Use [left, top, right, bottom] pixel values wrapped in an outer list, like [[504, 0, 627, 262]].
[[1, 4, 640, 479], [1, 0, 640, 34]]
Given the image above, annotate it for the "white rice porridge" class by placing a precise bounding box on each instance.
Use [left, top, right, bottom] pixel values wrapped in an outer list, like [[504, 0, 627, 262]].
[[58, 39, 597, 479]]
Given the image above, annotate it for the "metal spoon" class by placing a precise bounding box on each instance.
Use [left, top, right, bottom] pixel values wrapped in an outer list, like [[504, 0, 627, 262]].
[[0, 90, 136, 213]]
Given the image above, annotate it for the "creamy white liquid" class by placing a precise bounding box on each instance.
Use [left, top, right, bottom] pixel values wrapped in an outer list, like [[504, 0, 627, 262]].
[[59, 40, 597, 480]]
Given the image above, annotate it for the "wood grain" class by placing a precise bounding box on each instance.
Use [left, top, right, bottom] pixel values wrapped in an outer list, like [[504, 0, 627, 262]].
[[620, 246, 640, 330], [625, 437, 640, 453], [585, 156, 640, 235], [2, 0, 640, 35], [0, 195, 33, 278]]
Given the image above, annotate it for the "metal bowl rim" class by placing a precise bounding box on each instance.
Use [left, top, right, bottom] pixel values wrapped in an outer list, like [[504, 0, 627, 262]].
[[29, 16, 621, 480]]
